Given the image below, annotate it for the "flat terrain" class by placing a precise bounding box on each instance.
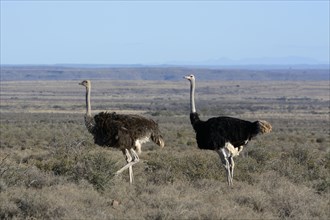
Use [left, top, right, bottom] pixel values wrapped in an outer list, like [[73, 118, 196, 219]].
[[0, 79, 329, 219], [1, 65, 329, 81]]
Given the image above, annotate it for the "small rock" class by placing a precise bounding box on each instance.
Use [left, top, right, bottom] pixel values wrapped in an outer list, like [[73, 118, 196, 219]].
[[111, 199, 120, 207]]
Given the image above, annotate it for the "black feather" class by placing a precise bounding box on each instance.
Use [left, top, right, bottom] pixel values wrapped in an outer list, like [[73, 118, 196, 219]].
[[190, 113, 260, 150]]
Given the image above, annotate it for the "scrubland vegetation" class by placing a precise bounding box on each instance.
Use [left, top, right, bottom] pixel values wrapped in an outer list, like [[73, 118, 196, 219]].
[[0, 79, 329, 219]]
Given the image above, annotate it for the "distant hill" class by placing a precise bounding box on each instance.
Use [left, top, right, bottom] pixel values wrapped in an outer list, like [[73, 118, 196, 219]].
[[171, 56, 328, 66], [0, 65, 329, 81]]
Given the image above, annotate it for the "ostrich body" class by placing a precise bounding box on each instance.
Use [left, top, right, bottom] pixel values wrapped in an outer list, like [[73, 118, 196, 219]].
[[184, 74, 272, 186], [79, 80, 164, 184]]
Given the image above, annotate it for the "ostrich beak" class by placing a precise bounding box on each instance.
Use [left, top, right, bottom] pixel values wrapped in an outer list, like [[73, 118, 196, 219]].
[[78, 82, 83, 85], [184, 75, 190, 80]]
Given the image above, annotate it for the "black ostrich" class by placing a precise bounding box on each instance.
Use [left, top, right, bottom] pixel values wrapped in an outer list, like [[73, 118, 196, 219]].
[[79, 80, 165, 184], [184, 74, 272, 186]]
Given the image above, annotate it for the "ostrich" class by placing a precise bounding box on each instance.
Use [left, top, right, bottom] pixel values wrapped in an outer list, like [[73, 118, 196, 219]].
[[79, 80, 165, 184], [184, 74, 272, 186]]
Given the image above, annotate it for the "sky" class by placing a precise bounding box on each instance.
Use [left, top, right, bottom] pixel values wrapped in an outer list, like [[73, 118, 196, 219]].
[[1, 1, 329, 65]]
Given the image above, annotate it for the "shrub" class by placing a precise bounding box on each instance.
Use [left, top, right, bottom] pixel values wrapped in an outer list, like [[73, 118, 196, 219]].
[[35, 144, 119, 191], [145, 150, 224, 184], [71, 151, 118, 190]]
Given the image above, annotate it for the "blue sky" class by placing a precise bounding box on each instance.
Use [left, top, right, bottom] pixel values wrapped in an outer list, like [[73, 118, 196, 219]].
[[1, 1, 329, 65]]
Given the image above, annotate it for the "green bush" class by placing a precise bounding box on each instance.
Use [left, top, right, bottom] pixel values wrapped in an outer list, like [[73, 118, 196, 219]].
[[71, 151, 118, 190]]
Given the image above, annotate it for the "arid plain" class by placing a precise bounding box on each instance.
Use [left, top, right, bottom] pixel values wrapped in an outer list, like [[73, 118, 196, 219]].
[[0, 77, 329, 219]]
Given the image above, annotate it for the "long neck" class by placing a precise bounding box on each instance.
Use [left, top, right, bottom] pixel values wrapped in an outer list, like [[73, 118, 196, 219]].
[[190, 78, 196, 113], [84, 85, 95, 134], [85, 85, 92, 117]]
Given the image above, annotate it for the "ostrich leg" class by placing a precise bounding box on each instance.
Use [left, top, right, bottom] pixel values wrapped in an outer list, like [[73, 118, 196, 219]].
[[116, 149, 140, 184], [217, 149, 233, 186], [229, 156, 235, 185], [124, 149, 134, 184], [225, 158, 233, 186]]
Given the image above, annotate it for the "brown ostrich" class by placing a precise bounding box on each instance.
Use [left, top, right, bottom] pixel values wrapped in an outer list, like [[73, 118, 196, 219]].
[[79, 80, 164, 184]]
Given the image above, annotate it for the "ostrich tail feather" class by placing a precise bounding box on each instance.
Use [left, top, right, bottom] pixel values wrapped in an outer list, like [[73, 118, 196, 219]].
[[152, 133, 165, 148], [151, 132, 165, 148], [257, 120, 272, 134]]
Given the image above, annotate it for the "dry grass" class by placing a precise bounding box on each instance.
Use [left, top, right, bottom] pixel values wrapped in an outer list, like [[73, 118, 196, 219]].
[[0, 79, 329, 219]]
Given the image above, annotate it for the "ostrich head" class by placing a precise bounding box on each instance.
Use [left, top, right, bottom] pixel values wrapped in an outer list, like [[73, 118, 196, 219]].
[[79, 80, 91, 88], [184, 74, 195, 82]]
